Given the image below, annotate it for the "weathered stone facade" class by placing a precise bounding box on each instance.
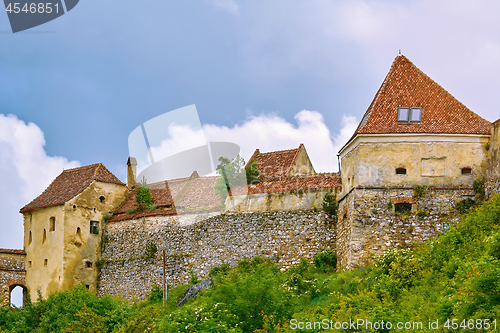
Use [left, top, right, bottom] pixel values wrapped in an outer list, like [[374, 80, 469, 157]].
[[0, 250, 26, 306], [336, 187, 473, 270], [98, 210, 335, 300]]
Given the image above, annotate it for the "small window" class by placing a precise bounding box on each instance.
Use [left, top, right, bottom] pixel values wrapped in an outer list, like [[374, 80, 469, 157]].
[[85, 285, 90, 290], [49, 217, 55, 232], [42, 229, 46, 244], [90, 221, 99, 235], [73, 205, 76, 209], [86, 261, 93, 268], [398, 107, 422, 122], [28, 231, 32, 245], [28, 261, 32, 268], [44, 259, 48, 267], [99, 196, 105, 203], [396, 167, 407, 175], [395, 203, 412, 214], [461, 167, 472, 174]]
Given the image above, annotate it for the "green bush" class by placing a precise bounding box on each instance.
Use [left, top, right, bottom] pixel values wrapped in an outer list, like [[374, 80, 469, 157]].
[[313, 249, 337, 272], [322, 191, 338, 219], [144, 241, 157, 259], [413, 185, 426, 197], [135, 178, 155, 211], [473, 175, 485, 196]]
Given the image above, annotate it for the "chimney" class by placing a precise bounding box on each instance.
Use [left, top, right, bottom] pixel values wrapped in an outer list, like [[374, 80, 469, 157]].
[[127, 157, 137, 189]]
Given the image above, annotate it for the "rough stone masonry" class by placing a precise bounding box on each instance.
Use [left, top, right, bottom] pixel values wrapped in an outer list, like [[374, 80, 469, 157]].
[[98, 210, 335, 300]]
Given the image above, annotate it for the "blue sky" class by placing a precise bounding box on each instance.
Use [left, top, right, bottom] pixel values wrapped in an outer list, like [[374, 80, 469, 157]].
[[1, 0, 499, 250]]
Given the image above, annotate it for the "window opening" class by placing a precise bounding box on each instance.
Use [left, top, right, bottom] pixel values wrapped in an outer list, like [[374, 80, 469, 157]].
[[49, 217, 55, 231], [396, 167, 407, 175], [9, 285, 25, 308], [28, 231, 32, 245], [90, 221, 99, 235], [99, 196, 105, 203], [461, 167, 472, 174], [28, 261, 32, 268], [86, 261, 93, 268], [44, 259, 48, 267], [395, 203, 412, 214], [42, 229, 46, 244], [85, 285, 90, 290], [398, 107, 422, 122], [73, 205, 76, 209]]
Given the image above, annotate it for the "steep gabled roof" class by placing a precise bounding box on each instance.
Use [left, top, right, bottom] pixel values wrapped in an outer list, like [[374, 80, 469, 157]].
[[248, 144, 303, 182], [20, 164, 125, 213], [342, 55, 491, 151]]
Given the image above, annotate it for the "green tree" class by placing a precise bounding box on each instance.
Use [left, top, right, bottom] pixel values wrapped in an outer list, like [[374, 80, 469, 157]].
[[214, 156, 246, 201], [322, 191, 338, 219], [135, 178, 155, 211], [245, 159, 260, 185]]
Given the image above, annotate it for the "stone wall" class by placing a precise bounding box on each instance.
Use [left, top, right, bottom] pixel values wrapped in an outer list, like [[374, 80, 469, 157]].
[[337, 187, 473, 270], [0, 250, 26, 306], [97, 210, 335, 300], [486, 120, 500, 198]]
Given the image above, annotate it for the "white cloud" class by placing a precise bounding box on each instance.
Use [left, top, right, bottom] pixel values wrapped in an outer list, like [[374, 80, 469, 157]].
[[208, 0, 239, 14], [203, 110, 357, 173], [0, 114, 79, 249]]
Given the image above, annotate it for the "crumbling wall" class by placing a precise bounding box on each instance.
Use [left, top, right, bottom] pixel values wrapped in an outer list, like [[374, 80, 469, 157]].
[[0, 249, 26, 306], [97, 210, 335, 300], [337, 187, 474, 270]]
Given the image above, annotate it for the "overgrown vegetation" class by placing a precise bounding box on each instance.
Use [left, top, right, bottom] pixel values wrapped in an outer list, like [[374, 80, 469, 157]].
[[2, 194, 499, 332], [214, 156, 257, 202], [413, 184, 426, 197], [135, 177, 155, 212], [321, 191, 338, 219]]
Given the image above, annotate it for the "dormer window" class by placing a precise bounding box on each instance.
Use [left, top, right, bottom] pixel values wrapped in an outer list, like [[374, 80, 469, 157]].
[[398, 107, 422, 122]]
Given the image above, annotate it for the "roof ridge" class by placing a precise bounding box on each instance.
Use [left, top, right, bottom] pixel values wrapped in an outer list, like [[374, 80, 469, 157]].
[[258, 146, 300, 155], [62, 163, 100, 173]]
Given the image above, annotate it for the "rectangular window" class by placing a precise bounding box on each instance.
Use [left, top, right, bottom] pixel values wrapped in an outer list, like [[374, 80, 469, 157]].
[[397, 107, 409, 121], [90, 221, 99, 235], [398, 107, 422, 122], [44, 259, 48, 267], [410, 107, 422, 122]]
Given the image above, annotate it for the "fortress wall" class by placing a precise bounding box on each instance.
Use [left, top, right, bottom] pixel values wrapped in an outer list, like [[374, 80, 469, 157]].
[[486, 120, 500, 197], [0, 251, 26, 305], [98, 210, 335, 300], [337, 188, 474, 270]]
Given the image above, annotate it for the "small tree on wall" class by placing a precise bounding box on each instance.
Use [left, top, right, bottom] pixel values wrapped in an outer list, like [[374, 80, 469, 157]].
[[322, 192, 338, 220], [135, 177, 155, 211], [214, 156, 247, 201]]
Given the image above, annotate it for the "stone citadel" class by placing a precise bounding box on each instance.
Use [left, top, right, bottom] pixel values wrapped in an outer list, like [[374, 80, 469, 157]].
[[2, 55, 499, 305]]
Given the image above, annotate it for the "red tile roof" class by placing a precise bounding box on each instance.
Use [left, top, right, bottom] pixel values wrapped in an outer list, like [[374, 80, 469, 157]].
[[231, 173, 340, 195], [343, 55, 491, 150], [20, 164, 125, 213], [0, 248, 26, 255], [248, 144, 303, 182], [176, 176, 223, 209]]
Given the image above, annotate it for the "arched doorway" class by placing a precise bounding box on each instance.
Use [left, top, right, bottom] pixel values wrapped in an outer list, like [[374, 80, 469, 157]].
[[9, 284, 27, 308]]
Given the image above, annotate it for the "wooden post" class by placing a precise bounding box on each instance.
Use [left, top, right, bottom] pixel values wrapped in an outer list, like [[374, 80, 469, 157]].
[[163, 250, 166, 307]]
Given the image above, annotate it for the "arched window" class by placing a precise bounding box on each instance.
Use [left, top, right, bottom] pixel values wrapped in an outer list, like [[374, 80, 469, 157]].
[[9, 285, 27, 308], [461, 167, 472, 174], [49, 217, 55, 231]]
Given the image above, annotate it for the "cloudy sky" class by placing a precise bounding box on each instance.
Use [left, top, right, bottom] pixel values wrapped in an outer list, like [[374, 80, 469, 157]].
[[1, 0, 499, 249]]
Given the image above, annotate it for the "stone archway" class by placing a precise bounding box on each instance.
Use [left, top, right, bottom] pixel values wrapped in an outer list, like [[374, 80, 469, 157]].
[[8, 282, 28, 308]]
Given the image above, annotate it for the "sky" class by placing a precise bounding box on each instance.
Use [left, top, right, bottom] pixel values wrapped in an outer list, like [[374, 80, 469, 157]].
[[1, 0, 499, 252]]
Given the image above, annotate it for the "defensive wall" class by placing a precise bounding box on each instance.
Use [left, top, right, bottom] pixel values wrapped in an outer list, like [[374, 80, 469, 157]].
[[97, 210, 335, 300], [336, 187, 474, 270], [0, 249, 26, 306], [486, 119, 500, 197]]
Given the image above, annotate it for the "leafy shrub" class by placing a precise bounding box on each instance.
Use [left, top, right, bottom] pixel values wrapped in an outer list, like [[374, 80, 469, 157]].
[[135, 178, 155, 211], [147, 283, 163, 304], [456, 197, 475, 213], [322, 191, 338, 219], [313, 249, 337, 272], [245, 159, 260, 185], [144, 241, 157, 259], [413, 185, 425, 197], [473, 175, 485, 196]]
